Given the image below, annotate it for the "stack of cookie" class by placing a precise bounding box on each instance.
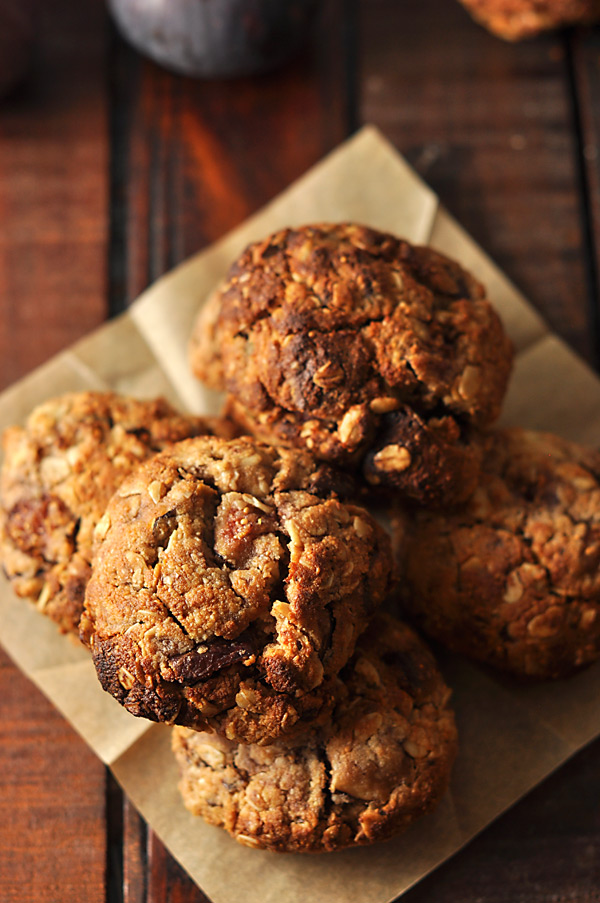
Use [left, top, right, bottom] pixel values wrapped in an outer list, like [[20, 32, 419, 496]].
[[0, 387, 457, 852], [190, 223, 513, 508], [2, 222, 599, 856]]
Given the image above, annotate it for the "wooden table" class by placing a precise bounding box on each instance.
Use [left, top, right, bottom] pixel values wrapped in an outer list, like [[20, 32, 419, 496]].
[[1, 1, 599, 900]]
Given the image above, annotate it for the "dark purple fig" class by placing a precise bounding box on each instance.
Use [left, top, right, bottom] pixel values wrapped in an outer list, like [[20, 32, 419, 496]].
[[108, 0, 318, 78], [0, 0, 35, 97]]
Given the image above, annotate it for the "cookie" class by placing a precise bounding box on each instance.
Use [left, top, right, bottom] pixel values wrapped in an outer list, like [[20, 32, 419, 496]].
[[397, 428, 600, 678], [81, 435, 392, 744], [172, 613, 457, 853], [189, 223, 512, 506], [458, 0, 600, 39], [0, 391, 224, 635]]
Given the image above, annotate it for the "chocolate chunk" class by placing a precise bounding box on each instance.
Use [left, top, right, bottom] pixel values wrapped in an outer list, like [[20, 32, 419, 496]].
[[171, 639, 256, 684]]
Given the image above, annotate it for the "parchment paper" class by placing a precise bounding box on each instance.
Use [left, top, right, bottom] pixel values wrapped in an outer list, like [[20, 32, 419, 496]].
[[1, 126, 600, 903]]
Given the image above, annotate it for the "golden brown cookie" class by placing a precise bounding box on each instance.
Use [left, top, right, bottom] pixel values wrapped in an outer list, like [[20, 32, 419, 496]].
[[458, 0, 600, 39], [172, 613, 457, 853], [0, 391, 224, 635], [190, 223, 512, 506], [397, 428, 600, 678], [81, 435, 392, 744]]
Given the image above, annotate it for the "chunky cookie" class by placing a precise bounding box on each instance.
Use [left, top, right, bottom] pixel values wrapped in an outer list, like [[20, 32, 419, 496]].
[[190, 223, 512, 506], [458, 0, 600, 39], [81, 436, 392, 744], [172, 613, 457, 853], [0, 392, 223, 635], [397, 428, 600, 678]]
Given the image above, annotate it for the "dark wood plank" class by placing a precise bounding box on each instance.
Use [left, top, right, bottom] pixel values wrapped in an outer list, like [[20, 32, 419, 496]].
[[0, 649, 106, 903], [146, 831, 212, 903], [360, 0, 596, 365], [123, 800, 147, 903], [569, 25, 600, 363], [0, 0, 109, 389], [0, 2, 110, 902]]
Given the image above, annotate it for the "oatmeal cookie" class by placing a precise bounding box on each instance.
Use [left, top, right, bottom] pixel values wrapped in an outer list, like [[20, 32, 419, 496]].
[[81, 435, 392, 744], [458, 0, 600, 39], [172, 613, 457, 853], [189, 223, 512, 506], [0, 391, 224, 635], [398, 428, 600, 678]]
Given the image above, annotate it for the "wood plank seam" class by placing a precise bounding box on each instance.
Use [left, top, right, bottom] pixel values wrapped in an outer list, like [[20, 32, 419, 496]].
[[564, 28, 600, 371], [108, 24, 138, 317], [106, 770, 125, 903]]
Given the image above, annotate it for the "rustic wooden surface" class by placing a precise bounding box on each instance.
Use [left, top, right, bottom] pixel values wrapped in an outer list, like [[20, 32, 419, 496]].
[[0, 0, 599, 900], [0, 2, 108, 902]]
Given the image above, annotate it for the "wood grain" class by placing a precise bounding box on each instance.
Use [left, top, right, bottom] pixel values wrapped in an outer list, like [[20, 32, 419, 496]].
[[569, 25, 600, 365], [0, 0, 109, 389], [0, 649, 106, 903], [123, 799, 146, 903], [0, 2, 109, 902]]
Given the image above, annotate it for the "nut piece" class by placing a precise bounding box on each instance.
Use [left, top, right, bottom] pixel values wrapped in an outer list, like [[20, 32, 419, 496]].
[[118, 667, 136, 690], [580, 609, 597, 629], [237, 836, 264, 850], [36, 583, 52, 613], [312, 361, 344, 390], [352, 516, 372, 541], [369, 396, 400, 415], [338, 406, 367, 449], [95, 511, 112, 542], [148, 480, 166, 503], [403, 737, 429, 759], [527, 609, 561, 638], [503, 572, 523, 604], [271, 600, 292, 620], [235, 686, 260, 710], [457, 365, 481, 402], [373, 444, 412, 473]]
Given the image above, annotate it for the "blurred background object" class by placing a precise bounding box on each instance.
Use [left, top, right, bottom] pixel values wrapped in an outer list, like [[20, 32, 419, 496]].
[[458, 0, 600, 39], [0, 0, 35, 97], [108, 0, 318, 77]]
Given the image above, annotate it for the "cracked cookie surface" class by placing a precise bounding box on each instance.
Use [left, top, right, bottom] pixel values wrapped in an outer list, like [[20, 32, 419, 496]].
[[81, 435, 392, 744], [397, 428, 600, 678], [189, 223, 512, 506], [0, 391, 223, 635], [458, 0, 600, 40], [172, 612, 457, 853]]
